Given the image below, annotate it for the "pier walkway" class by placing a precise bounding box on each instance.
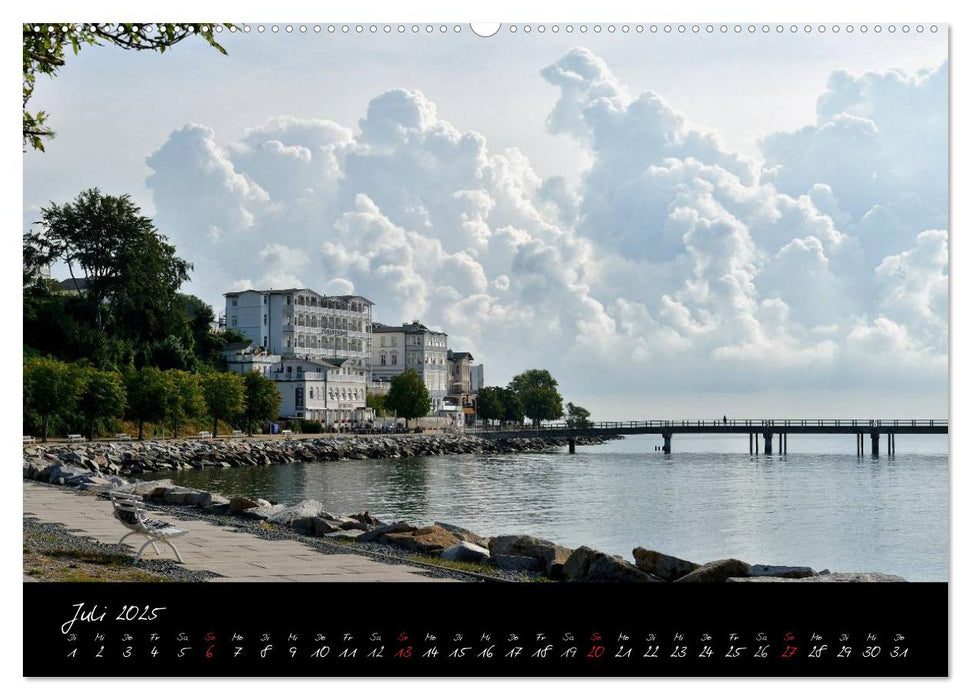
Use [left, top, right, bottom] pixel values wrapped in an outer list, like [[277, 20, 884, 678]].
[[479, 419, 948, 455]]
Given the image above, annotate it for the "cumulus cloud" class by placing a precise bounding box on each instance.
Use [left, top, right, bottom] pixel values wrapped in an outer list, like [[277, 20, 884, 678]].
[[144, 49, 947, 406]]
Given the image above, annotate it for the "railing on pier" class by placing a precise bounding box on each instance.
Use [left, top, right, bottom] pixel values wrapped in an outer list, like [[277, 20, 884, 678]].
[[476, 419, 947, 431]]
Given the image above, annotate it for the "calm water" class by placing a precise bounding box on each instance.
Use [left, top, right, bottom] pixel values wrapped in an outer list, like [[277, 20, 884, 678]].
[[157, 434, 949, 581]]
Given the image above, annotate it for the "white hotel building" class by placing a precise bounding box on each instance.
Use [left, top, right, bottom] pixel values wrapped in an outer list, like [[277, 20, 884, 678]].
[[371, 321, 449, 412], [223, 289, 374, 422]]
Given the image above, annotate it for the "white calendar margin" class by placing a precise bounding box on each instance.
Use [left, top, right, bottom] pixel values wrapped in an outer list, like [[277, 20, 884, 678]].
[[5, 0, 962, 697]]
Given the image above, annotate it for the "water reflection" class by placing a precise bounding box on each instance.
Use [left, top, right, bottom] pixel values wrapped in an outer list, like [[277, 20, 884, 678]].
[[158, 434, 948, 581]]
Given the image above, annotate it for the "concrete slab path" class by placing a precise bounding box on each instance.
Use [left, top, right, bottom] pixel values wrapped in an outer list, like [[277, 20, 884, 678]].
[[23, 481, 458, 583]]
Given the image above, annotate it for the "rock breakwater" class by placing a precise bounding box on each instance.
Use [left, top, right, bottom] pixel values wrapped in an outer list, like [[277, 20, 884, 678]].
[[22, 433, 609, 479]]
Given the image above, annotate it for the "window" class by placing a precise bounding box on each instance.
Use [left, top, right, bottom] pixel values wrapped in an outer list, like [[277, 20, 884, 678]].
[[287, 295, 292, 305], [263, 335, 267, 347], [380, 354, 386, 366], [391, 354, 397, 365], [263, 296, 267, 305], [231, 316, 237, 328], [263, 314, 267, 325], [231, 299, 237, 307], [295, 388, 304, 409]]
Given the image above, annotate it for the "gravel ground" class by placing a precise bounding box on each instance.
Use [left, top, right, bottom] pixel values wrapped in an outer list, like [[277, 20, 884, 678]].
[[23, 516, 218, 582]]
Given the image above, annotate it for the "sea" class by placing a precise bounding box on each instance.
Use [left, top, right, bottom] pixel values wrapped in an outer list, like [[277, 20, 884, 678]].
[[156, 433, 949, 581]]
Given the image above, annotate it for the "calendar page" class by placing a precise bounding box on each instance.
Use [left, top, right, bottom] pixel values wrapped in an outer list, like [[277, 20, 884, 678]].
[[21, 14, 949, 679]]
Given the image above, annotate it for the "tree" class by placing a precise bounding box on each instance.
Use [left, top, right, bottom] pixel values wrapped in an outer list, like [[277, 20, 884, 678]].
[[24, 189, 193, 359], [384, 370, 432, 427], [499, 387, 526, 425], [508, 369, 563, 426], [125, 366, 169, 440], [201, 372, 245, 436], [164, 370, 205, 438], [77, 368, 126, 439], [565, 402, 592, 429], [24, 23, 230, 151], [23, 357, 82, 440], [366, 391, 387, 417], [242, 372, 281, 435], [475, 386, 505, 426]]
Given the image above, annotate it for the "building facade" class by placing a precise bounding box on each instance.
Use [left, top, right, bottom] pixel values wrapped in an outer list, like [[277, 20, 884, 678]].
[[221, 342, 369, 425], [371, 321, 449, 412], [470, 364, 485, 394], [224, 288, 373, 371]]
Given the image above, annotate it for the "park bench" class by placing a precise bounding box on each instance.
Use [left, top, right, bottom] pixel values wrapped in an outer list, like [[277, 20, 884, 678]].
[[114, 433, 132, 441], [198, 431, 213, 438], [23, 435, 35, 444], [280, 429, 293, 436], [67, 434, 86, 442], [109, 491, 187, 565], [231, 429, 244, 437]]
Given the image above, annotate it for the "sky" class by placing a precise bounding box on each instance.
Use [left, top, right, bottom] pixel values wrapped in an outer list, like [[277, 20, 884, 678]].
[[21, 23, 949, 419]]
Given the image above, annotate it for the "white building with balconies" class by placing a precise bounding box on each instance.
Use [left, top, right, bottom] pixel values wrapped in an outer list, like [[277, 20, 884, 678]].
[[371, 320, 449, 412]]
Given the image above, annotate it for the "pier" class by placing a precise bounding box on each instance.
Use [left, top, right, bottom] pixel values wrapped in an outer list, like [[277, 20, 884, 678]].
[[478, 419, 947, 455]]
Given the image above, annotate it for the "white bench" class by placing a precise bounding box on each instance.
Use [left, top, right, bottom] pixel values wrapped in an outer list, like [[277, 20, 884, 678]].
[[114, 433, 132, 441], [109, 491, 187, 565], [280, 429, 293, 436], [198, 431, 213, 438], [23, 435, 35, 444], [67, 434, 86, 442], [231, 429, 244, 437]]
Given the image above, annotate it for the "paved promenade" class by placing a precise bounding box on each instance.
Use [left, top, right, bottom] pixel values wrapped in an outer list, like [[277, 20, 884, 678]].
[[23, 481, 455, 583]]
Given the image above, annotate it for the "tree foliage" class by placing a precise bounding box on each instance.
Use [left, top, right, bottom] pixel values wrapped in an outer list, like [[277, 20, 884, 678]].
[[384, 370, 432, 426], [23, 356, 82, 441], [24, 23, 230, 151], [77, 367, 127, 439], [565, 402, 592, 429], [242, 372, 281, 435], [508, 369, 563, 426], [366, 391, 387, 417], [164, 370, 205, 438], [475, 386, 524, 425], [201, 372, 245, 436], [124, 366, 169, 440]]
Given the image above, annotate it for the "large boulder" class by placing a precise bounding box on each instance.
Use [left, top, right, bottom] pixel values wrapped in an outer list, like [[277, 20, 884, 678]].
[[489, 535, 571, 577], [242, 502, 288, 520], [563, 546, 660, 583], [266, 499, 326, 526], [441, 542, 490, 564], [382, 525, 461, 555], [357, 521, 417, 543], [160, 486, 212, 506], [675, 558, 750, 583], [229, 495, 263, 514], [747, 564, 816, 579], [47, 464, 97, 485], [632, 548, 699, 581], [435, 522, 489, 549], [313, 518, 345, 536]]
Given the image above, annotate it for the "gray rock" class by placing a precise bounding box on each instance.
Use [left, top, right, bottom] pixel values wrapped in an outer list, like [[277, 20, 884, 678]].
[[161, 486, 212, 506], [290, 516, 318, 535], [747, 564, 817, 579], [727, 572, 906, 583], [47, 464, 95, 485], [491, 554, 545, 572], [632, 547, 699, 581], [563, 546, 660, 583], [266, 499, 326, 525], [242, 503, 287, 520], [675, 558, 751, 583], [489, 534, 571, 576], [441, 542, 490, 564]]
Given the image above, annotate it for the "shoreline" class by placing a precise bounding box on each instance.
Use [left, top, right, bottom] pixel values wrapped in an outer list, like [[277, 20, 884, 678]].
[[22, 444, 909, 583]]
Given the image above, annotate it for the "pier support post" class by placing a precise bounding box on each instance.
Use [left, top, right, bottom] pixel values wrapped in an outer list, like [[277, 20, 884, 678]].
[[856, 433, 862, 457], [782, 433, 787, 455], [749, 433, 753, 454], [891, 432, 895, 455], [568, 437, 576, 454], [870, 431, 880, 456], [763, 432, 773, 455], [662, 431, 672, 454]]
